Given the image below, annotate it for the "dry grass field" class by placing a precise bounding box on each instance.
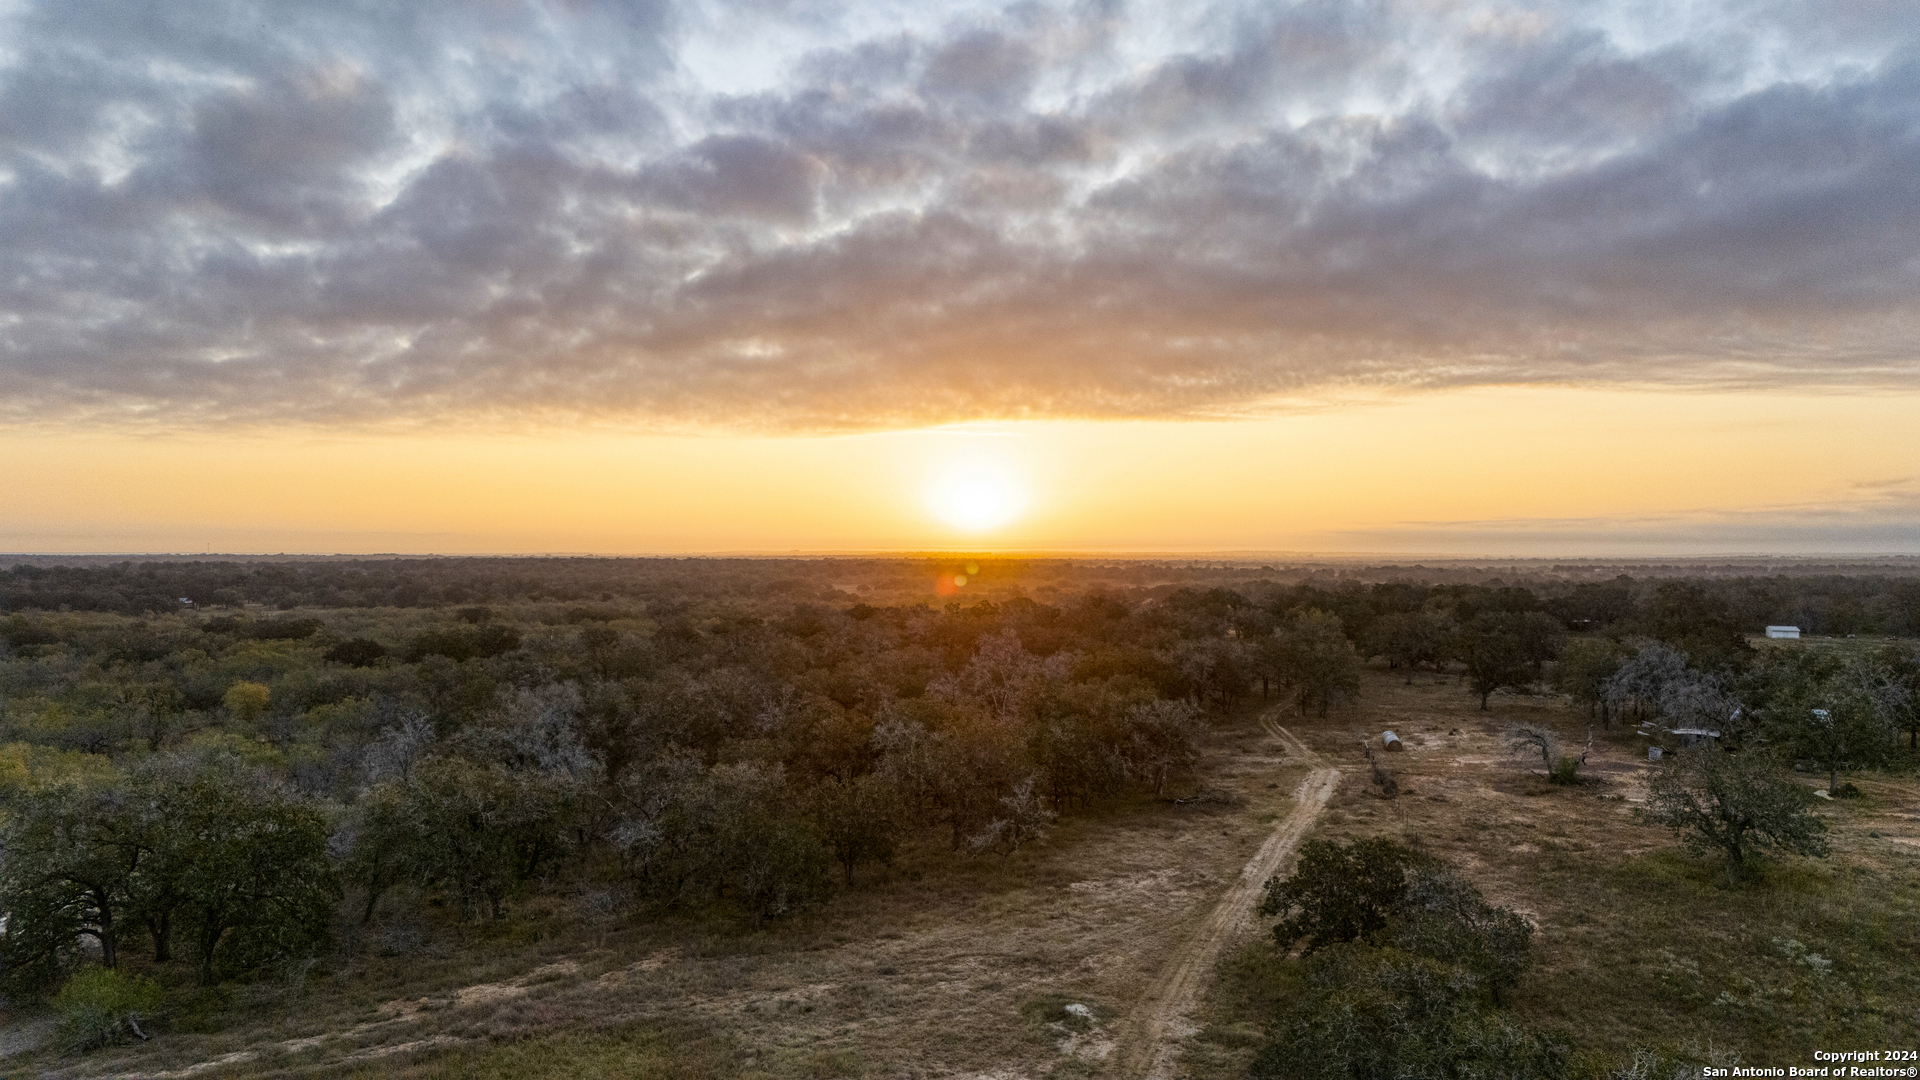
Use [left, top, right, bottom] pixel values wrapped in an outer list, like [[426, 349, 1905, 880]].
[[1192, 665, 1920, 1079], [11, 659, 1919, 1080]]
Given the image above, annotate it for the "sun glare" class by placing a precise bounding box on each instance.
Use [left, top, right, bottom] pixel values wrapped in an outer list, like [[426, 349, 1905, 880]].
[[926, 454, 1028, 533]]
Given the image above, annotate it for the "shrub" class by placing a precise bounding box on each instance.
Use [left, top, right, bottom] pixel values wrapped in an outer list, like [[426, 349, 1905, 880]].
[[1249, 945, 1569, 1080], [407, 624, 521, 662], [54, 967, 163, 1051], [1253, 837, 1546, 1076], [323, 637, 387, 666], [253, 618, 321, 640], [1550, 755, 1583, 785], [1637, 749, 1829, 869]]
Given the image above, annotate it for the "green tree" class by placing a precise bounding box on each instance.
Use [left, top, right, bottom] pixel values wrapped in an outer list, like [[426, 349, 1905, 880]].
[[0, 781, 143, 983], [1253, 839, 1550, 1079], [1, 754, 339, 988], [340, 781, 417, 924], [322, 637, 387, 667], [1250, 945, 1567, 1080], [1388, 865, 1534, 1004], [1764, 653, 1899, 794], [1638, 749, 1829, 869], [810, 773, 903, 885], [1259, 837, 1422, 953], [154, 758, 338, 983], [1876, 644, 1920, 751], [1641, 580, 1752, 674], [1367, 610, 1455, 684], [1266, 610, 1363, 718], [1457, 611, 1564, 710], [1550, 636, 1630, 724], [615, 757, 833, 918], [362, 755, 570, 921]]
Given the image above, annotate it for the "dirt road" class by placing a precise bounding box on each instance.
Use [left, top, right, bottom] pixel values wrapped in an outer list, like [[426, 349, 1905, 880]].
[[1116, 718, 1339, 1080]]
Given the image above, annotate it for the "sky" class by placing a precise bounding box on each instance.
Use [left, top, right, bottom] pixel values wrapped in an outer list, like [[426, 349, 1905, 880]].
[[1, 0, 1916, 555]]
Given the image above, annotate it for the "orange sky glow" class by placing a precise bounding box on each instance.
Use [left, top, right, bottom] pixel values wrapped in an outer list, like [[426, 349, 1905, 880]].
[[9, 386, 1917, 556]]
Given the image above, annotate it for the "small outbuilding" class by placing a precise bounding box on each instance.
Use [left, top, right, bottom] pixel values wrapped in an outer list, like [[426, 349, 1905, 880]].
[[1765, 625, 1801, 639], [1669, 728, 1721, 749]]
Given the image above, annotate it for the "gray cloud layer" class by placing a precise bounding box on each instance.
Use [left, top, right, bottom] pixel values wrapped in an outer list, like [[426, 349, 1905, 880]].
[[2, 0, 1916, 430]]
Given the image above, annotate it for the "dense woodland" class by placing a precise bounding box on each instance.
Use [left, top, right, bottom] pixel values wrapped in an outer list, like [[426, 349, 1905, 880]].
[[1, 557, 1917, 1052]]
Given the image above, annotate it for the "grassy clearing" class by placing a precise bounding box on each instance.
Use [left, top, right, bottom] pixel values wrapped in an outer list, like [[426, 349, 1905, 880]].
[[336, 1021, 741, 1080], [1192, 669, 1920, 1077]]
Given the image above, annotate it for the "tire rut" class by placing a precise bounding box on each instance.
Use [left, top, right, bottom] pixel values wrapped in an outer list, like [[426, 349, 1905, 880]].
[[1115, 717, 1339, 1080]]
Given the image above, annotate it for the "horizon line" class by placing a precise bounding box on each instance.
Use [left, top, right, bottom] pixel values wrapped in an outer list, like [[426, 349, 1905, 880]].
[[9, 550, 1920, 564]]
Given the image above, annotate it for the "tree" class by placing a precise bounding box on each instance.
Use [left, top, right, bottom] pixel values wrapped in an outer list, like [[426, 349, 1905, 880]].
[[615, 757, 833, 918], [1638, 749, 1829, 869], [1, 754, 339, 989], [222, 681, 272, 724], [323, 637, 387, 667], [1388, 865, 1534, 1003], [1368, 610, 1454, 683], [1252, 839, 1550, 1080], [363, 755, 570, 921], [163, 762, 338, 983], [1119, 698, 1205, 797], [1875, 644, 1920, 751], [1267, 610, 1363, 718], [1457, 612, 1564, 710], [1600, 641, 1694, 726], [352, 684, 600, 922], [810, 773, 903, 884], [1250, 946, 1566, 1080], [340, 782, 418, 925], [1764, 654, 1899, 794], [1259, 837, 1422, 953], [406, 623, 522, 663], [967, 774, 1057, 857], [0, 782, 143, 984], [1641, 581, 1752, 674], [1550, 637, 1630, 723]]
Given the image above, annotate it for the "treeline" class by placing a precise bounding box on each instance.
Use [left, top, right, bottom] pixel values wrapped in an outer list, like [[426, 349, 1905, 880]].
[[5, 559, 1920, 637]]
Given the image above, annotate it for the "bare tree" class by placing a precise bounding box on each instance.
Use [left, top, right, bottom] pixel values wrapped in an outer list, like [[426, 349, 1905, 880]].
[[1505, 724, 1560, 773], [968, 775, 1056, 857]]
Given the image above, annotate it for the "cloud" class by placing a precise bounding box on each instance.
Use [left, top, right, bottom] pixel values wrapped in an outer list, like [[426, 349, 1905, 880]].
[[1327, 478, 1920, 557], [0, 0, 1915, 431]]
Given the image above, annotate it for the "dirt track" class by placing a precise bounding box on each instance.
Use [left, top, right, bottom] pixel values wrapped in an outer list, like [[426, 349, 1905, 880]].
[[1115, 717, 1340, 1080]]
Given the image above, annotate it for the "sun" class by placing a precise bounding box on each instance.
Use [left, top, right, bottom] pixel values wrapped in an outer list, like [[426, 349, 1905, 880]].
[[926, 453, 1029, 533]]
